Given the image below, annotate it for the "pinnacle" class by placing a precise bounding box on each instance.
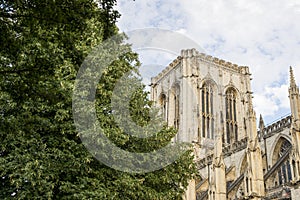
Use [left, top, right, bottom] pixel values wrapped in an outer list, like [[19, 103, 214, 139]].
[[259, 114, 265, 130], [290, 66, 297, 87]]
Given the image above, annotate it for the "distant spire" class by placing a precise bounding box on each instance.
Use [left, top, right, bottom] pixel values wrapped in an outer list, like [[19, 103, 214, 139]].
[[259, 114, 265, 131], [290, 66, 297, 87]]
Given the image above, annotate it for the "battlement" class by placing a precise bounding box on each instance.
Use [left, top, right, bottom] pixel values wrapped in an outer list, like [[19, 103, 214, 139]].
[[151, 56, 182, 84], [151, 48, 251, 85], [197, 137, 248, 169], [258, 115, 292, 140]]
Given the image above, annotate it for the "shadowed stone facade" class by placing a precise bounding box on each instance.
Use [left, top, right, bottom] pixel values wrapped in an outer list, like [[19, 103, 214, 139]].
[[150, 49, 300, 200]]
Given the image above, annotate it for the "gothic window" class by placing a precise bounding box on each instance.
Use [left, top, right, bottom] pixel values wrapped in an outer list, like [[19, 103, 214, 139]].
[[287, 162, 292, 180], [201, 83, 214, 139], [159, 94, 167, 122], [174, 93, 180, 129], [168, 85, 180, 132], [292, 160, 296, 180], [225, 88, 238, 144], [170, 85, 180, 129], [277, 140, 292, 184]]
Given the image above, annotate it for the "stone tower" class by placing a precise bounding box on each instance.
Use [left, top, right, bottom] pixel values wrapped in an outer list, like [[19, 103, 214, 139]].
[[151, 49, 300, 199], [151, 48, 255, 154], [151, 48, 261, 199]]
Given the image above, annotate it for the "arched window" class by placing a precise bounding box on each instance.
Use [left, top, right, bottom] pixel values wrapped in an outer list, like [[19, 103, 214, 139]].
[[168, 85, 180, 130], [225, 88, 238, 144], [174, 92, 180, 129], [170, 85, 180, 129], [159, 93, 167, 122], [277, 140, 292, 184], [201, 83, 214, 139], [272, 138, 292, 185]]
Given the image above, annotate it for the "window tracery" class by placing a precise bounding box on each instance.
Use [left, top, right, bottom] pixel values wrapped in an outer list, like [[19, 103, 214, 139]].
[[201, 83, 214, 139], [225, 88, 238, 144]]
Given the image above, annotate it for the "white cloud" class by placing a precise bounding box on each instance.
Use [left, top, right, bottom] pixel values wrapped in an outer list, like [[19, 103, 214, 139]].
[[253, 83, 290, 117], [254, 93, 279, 117], [116, 0, 186, 31], [116, 0, 300, 124]]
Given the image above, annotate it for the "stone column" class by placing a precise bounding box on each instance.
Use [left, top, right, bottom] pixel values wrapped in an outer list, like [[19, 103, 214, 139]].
[[180, 49, 199, 200], [208, 113, 226, 200], [180, 49, 198, 143], [245, 94, 265, 199]]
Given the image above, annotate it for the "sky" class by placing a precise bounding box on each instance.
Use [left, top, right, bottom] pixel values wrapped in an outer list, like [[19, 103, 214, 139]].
[[115, 0, 300, 126]]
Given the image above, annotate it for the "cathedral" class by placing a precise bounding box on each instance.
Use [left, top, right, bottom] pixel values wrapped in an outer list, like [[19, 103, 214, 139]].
[[150, 49, 300, 199]]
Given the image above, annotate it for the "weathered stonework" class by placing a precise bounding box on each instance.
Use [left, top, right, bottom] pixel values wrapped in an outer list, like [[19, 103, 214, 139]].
[[151, 49, 300, 199]]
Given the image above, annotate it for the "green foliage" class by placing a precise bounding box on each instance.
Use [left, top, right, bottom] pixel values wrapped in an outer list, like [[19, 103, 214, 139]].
[[0, 0, 197, 199]]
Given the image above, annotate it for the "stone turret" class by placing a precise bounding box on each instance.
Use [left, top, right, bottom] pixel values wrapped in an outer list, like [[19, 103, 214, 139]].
[[245, 94, 265, 199], [289, 66, 300, 128], [288, 66, 300, 182]]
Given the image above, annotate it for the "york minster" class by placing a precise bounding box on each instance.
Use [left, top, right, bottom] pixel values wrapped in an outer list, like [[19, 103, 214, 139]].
[[150, 48, 300, 200]]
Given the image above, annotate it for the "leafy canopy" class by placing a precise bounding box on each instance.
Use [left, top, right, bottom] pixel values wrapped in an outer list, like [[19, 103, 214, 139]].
[[0, 0, 197, 199]]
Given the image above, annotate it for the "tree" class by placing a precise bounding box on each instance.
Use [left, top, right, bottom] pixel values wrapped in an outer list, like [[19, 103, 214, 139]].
[[0, 0, 197, 199]]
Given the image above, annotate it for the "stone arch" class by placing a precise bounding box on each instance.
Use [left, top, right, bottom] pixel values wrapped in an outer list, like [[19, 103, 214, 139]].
[[155, 82, 169, 100], [200, 78, 218, 90], [158, 92, 167, 122], [265, 136, 293, 188], [170, 82, 180, 94], [224, 85, 241, 99], [269, 135, 292, 166], [158, 92, 167, 104]]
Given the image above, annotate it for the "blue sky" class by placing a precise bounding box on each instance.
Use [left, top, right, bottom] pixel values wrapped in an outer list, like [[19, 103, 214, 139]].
[[115, 0, 300, 125]]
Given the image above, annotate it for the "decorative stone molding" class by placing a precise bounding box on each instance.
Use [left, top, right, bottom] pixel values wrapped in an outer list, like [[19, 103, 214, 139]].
[[261, 115, 292, 139], [151, 49, 251, 86]]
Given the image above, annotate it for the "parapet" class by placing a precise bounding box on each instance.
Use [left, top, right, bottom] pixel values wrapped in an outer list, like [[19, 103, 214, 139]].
[[151, 48, 251, 85]]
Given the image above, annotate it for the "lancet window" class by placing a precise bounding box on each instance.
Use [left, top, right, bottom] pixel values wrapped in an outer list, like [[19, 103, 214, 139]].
[[159, 93, 167, 122], [201, 83, 214, 139], [225, 88, 238, 144]]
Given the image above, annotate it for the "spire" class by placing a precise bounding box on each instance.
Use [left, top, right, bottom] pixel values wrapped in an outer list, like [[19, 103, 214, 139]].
[[288, 66, 300, 123], [245, 111, 265, 198], [288, 66, 300, 183], [290, 66, 297, 88], [259, 114, 265, 131]]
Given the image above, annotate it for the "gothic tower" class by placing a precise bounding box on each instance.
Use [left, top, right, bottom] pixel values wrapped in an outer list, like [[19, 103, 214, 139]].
[[151, 48, 255, 154], [151, 49, 300, 199], [150, 49, 260, 200]]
